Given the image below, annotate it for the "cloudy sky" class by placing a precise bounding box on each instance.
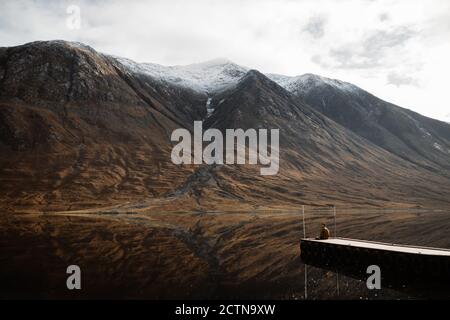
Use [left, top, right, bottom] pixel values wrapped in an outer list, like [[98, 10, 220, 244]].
[[1, 0, 449, 122]]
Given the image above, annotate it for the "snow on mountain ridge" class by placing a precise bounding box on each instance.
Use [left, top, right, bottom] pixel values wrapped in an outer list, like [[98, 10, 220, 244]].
[[267, 73, 360, 95], [114, 56, 248, 94], [113, 55, 360, 96]]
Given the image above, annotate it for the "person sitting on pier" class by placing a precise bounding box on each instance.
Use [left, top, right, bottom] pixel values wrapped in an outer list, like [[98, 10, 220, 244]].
[[316, 223, 330, 240]]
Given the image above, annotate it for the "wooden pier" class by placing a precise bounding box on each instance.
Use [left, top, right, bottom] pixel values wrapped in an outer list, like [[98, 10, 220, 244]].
[[300, 237, 450, 296]]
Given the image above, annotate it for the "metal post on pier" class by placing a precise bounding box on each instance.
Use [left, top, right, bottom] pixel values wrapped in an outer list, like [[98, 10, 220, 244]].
[[305, 264, 308, 300], [333, 205, 339, 296], [333, 206, 337, 238], [302, 205, 308, 299], [302, 205, 306, 239]]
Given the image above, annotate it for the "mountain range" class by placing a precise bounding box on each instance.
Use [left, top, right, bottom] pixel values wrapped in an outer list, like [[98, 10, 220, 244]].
[[1, 40, 450, 212]]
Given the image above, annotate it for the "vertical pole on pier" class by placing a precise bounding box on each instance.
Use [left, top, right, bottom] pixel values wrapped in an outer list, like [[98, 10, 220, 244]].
[[336, 272, 340, 297], [333, 206, 337, 238], [333, 206, 339, 296], [302, 205, 306, 239], [302, 205, 307, 299], [305, 264, 308, 300]]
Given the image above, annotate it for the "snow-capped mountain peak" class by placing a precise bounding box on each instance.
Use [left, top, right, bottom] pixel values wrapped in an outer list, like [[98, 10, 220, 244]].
[[113, 55, 361, 97], [114, 57, 248, 94], [266, 73, 360, 96]]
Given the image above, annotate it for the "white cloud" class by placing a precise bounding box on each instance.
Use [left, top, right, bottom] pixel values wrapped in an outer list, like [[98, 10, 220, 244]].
[[387, 72, 419, 88], [0, 0, 449, 121]]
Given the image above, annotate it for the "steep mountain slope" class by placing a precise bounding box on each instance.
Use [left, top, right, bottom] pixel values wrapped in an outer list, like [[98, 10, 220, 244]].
[[0, 41, 206, 211], [276, 74, 450, 173], [113, 59, 450, 175], [188, 70, 450, 208], [1, 41, 450, 212]]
